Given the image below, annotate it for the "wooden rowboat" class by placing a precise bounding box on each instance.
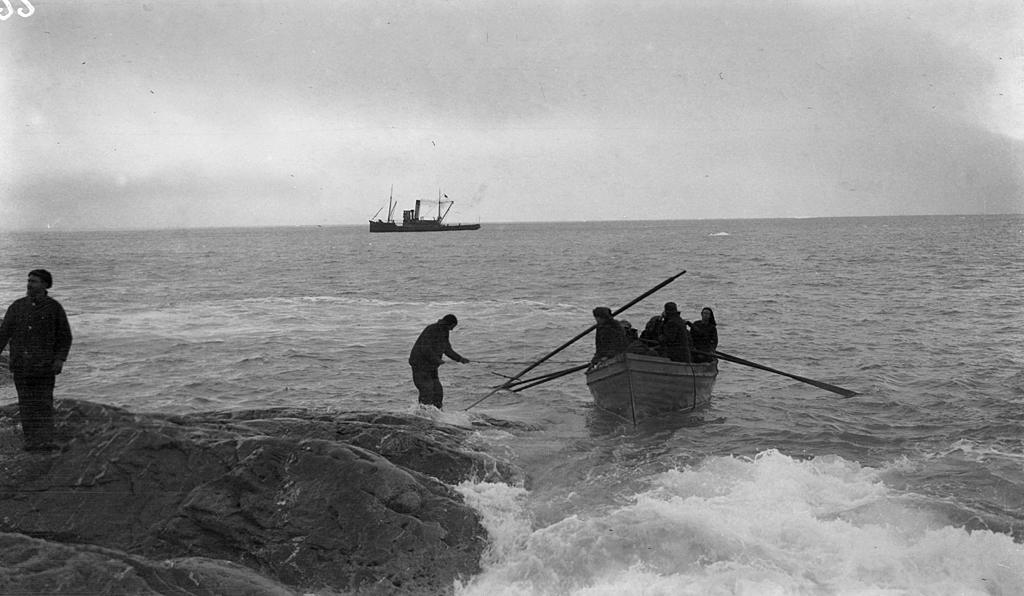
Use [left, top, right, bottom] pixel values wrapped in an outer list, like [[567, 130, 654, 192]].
[[586, 352, 718, 424]]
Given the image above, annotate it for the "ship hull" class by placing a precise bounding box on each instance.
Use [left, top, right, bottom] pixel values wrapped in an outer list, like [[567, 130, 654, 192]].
[[369, 221, 481, 233]]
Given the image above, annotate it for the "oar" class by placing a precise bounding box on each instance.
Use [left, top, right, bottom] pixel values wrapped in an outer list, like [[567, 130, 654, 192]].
[[510, 363, 590, 392], [464, 268, 687, 410], [711, 350, 857, 398], [488, 371, 519, 382], [488, 366, 579, 386], [502, 363, 590, 389], [488, 368, 557, 387]]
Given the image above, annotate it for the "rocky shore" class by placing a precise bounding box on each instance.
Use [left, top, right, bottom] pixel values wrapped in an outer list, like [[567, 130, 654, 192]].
[[0, 399, 522, 595]]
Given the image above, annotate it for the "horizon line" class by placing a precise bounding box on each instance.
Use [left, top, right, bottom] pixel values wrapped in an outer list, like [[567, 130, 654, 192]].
[[1, 211, 1020, 234]]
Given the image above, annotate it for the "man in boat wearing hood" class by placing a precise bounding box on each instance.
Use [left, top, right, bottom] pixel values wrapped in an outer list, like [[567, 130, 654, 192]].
[[658, 302, 692, 363], [590, 306, 629, 366], [408, 314, 470, 409]]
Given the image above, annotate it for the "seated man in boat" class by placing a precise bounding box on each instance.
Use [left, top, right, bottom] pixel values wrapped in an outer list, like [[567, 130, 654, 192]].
[[590, 307, 629, 365], [639, 310, 664, 348], [621, 320, 638, 342], [620, 318, 658, 355], [657, 302, 692, 362]]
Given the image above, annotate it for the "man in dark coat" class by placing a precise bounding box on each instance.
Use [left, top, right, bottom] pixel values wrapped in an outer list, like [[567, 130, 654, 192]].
[[657, 301, 691, 363], [0, 269, 73, 451], [687, 306, 718, 362], [590, 306, 629, 365], [640, 312, 664, 345], [408, 314, 470, 409]]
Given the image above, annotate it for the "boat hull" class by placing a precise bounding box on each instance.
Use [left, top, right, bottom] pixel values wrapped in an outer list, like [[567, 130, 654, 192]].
[[369, 220, 481, 233], [586, 352, 717, 424]]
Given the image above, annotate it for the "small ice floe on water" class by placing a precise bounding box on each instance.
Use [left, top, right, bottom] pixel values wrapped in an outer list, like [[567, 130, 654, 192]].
[[708, 232, 730, 236]]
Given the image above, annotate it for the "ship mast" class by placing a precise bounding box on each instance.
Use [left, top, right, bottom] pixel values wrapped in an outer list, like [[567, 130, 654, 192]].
[[387, 185, 396, 222], [438, 189, 454, 223]]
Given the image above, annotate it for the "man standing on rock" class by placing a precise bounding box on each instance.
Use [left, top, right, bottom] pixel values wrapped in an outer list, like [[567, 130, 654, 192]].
[[0, 269, 73, 451], [408, 314, 470, 409]]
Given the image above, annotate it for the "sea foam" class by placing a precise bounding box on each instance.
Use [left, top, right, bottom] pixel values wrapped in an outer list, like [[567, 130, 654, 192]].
[[455, 450, 1024, 595]]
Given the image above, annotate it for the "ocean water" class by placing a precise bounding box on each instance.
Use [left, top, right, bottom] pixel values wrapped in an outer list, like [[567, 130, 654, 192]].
[[1, 215, 1022, 594]]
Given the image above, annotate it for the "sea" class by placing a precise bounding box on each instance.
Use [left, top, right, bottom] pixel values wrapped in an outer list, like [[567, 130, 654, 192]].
[[1, 214, 1022, 595]]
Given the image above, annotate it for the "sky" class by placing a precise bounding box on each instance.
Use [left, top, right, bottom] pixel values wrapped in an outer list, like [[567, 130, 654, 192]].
[[2, 0, 1023, 230]]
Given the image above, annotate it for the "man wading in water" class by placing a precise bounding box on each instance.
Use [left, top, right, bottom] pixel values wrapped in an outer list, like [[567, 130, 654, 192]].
[[408, 314, 470, 409]]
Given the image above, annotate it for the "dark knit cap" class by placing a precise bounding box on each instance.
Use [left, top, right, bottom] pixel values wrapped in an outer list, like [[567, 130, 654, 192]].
[[592, 306, 612, 319], [28, 269, 53, 288], [663, 301, 679, 314], [440, 314, 458, 326]]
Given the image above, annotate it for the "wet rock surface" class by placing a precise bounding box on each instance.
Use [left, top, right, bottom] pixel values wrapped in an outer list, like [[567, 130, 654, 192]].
[[0, 400, 520, 595]]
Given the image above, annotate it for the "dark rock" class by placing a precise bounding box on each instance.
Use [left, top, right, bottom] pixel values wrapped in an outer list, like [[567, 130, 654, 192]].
[[0, 532, 300, 595], [0, 399, 520, 595], [183, 408, 524, 485]]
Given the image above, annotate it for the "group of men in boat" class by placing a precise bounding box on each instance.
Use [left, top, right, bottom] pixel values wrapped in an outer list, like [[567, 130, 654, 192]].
[[591, 302, 718, 366], [406, 304, 718, 409]]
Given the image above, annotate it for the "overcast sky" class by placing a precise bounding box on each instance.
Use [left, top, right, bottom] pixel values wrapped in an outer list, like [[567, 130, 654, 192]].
[[2, 0, 1022, 230]]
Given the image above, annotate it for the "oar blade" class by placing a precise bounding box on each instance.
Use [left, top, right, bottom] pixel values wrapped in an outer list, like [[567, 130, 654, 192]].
[[799, 377, 858, 398]]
